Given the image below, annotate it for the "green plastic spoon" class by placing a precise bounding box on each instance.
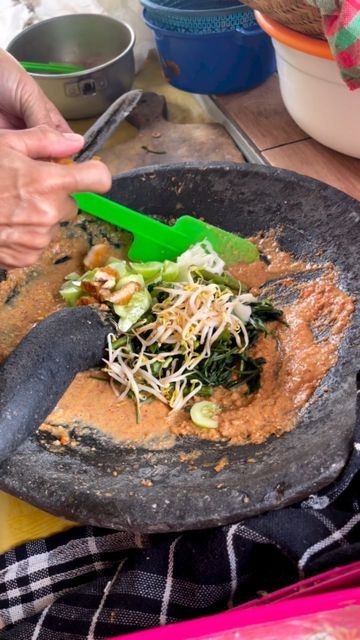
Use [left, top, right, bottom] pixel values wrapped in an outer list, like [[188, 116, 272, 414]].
[[74, 192, 259, 264], [21, 61, 84, 74]]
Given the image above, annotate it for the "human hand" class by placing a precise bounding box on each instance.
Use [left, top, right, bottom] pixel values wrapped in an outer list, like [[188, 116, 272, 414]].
[[0, 125, 112, 269], [0, 49, 72, 132]]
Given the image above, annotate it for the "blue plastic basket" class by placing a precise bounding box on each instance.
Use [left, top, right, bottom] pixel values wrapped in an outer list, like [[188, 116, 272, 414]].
[[144, 8, 276, 95], [140, 0, 257, 34]]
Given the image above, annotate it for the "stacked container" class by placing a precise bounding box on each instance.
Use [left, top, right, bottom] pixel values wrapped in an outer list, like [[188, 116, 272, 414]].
[[141, 0, 275, 94]]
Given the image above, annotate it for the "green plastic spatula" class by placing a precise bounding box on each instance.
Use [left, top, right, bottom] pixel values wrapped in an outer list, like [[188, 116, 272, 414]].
[[21, 61, 84, 74], [74, 192, 258, 264]]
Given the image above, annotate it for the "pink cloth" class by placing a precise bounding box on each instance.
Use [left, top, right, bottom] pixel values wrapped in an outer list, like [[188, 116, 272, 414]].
[[310, 0, 360, 89], [107, 562, 360, 640]]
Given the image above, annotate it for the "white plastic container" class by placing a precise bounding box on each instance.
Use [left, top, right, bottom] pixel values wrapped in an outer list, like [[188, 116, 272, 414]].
[[257, 11, 360, 159]]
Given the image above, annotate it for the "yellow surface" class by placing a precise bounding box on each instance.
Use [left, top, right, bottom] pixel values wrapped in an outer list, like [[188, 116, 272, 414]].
[[0, 492, 74, 553], [0, 52, 211, 555]]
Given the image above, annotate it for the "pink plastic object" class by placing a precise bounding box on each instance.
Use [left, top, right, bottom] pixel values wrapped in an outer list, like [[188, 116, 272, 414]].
[[107, 562, 360, 640], [237, 559, 360, 607]]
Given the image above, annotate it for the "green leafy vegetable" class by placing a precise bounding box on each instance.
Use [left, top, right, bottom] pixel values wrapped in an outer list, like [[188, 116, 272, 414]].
[[247, 299, 287, 343]]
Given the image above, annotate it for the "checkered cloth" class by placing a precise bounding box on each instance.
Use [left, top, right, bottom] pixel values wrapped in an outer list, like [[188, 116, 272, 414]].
[[1, 391, 359, 640], [308, 0, 360, 89]]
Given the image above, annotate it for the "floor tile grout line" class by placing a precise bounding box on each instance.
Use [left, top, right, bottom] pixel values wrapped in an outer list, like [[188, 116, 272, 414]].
[[262, 137, 311, 153]]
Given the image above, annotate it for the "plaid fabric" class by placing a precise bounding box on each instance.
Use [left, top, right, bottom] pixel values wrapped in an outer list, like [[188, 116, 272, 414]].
[[1, 388, 359, 639], [308, 0, 360, 89]]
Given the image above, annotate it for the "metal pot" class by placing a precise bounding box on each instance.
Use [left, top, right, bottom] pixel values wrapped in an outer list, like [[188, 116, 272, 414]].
[[7, 14, 136, 120]]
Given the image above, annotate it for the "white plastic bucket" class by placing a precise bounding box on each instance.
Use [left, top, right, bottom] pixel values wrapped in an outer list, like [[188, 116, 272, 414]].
[[257, 11, 360, 159]]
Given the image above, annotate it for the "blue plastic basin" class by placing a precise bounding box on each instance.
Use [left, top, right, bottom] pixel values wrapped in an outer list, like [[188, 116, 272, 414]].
[[144, 10, 276, 95]]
